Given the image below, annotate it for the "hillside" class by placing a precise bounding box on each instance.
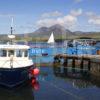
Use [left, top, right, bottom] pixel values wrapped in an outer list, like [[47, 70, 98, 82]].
[[0, 24, 100, 41]]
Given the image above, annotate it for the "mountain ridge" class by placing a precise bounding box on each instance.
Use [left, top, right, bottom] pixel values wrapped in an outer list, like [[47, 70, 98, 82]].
[[0, 24, 100, 41]]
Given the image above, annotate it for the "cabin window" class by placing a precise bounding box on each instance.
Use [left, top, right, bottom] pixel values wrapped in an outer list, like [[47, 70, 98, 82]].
[[24, 50, 28, 57], [16, 50, 22, 57], [0, 50, 7, 57], [8, 50, 14, 56]]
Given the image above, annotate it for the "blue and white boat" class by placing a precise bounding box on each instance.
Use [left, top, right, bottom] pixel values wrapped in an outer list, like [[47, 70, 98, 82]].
[[67, 39, 97, 55], [0, 44, 34, 88], [0, 20, 34, 88]]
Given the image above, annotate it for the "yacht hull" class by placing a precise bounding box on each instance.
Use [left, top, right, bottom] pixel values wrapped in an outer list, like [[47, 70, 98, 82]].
[[0, 65, 33, 88]]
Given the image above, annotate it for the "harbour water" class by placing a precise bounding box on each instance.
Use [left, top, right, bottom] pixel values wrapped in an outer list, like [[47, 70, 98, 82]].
[[0, 65, 100, 100], [0, 42, 100, 100]]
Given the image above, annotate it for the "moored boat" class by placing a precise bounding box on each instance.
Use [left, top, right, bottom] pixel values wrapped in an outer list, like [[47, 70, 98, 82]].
[[0, 19, 37, 88], [0, 44, 34, 88], [66, 39, 97, 55], [47, 32, 55, 48]]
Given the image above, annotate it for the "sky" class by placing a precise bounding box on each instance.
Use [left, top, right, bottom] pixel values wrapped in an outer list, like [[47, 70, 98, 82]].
[[0, 0, 100, 34]]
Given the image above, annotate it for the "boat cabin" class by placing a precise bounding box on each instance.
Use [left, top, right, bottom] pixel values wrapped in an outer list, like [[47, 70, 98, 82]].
[[0, 44, 29, 58]]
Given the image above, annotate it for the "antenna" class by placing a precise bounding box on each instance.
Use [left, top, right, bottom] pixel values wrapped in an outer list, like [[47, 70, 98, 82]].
[[8, 17, 15, 43], [11, 17, 13, 35]]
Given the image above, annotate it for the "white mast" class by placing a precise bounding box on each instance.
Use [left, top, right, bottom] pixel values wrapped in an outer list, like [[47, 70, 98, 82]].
[[47, 32, 55, 44], [8, 18, 15, 40]]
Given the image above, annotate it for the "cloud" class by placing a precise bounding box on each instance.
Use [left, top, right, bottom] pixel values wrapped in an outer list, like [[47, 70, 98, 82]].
[[70, 9, 82, 16], [88, 18, 100, 25], [41, 11, 62, 18], [36, 19, 57, 27], [36, 14, 77, 28], [86, 12, 100, 25], [36, 9, 83, 29], [86, 12, 96, 18]]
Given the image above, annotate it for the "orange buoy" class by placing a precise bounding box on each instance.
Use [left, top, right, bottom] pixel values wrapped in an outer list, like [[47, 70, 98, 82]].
[[29, 68, 40, 76], [33, 68, 40, 76]]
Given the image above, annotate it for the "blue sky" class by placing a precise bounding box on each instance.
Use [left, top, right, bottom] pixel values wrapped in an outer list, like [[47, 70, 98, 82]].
[[0, 0, 100, 34]]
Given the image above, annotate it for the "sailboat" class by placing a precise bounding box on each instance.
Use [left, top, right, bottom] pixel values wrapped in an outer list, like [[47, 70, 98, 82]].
[[47, 32, 55, 44], [42, 32, 55, 56]]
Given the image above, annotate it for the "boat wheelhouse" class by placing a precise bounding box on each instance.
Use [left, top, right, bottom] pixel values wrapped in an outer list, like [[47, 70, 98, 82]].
[[0, 44, 33, 68], [0, 44, 34, 87]]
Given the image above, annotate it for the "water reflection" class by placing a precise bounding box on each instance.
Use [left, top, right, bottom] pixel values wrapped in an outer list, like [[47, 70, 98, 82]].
[[31, 77, 40, 91], [0, 78, 40, 100], [0, 85, 34, 100], [53, 62, 100, 88], [53, 62, 89, 78], [90, 75, 100, 87]]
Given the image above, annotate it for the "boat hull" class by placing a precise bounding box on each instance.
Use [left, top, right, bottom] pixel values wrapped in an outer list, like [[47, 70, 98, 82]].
[[0, 65, 33, 88]]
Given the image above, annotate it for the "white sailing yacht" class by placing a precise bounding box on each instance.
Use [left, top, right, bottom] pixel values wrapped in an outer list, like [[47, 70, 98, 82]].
[[47, 32, 55, 48], [47, 32, 55, 44], [42, 32, 55, 56]]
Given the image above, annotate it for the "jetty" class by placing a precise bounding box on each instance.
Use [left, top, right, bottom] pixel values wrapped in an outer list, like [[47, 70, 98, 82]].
[[54, 54, 100, 77]]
